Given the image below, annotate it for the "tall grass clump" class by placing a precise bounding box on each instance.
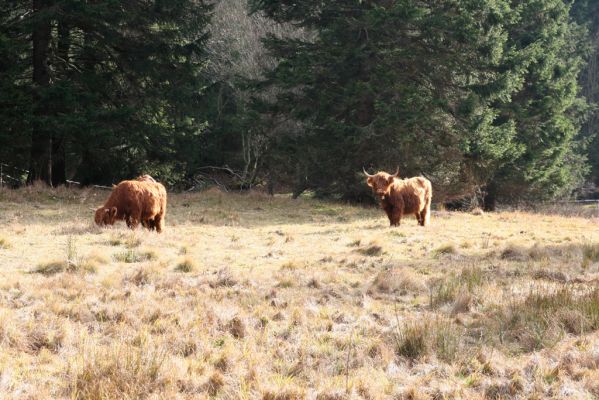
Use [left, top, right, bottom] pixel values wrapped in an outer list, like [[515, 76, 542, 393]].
[[433, 243, 457, 257], [0, 236, 10, 249], [33, 236, 97, 275], [582, 243, 599, 269], [175, 257, 197, 273], [70, 343, 167, 399], [487, 286, 599, 352], [393, 317, 465, 362], [429, 266, 484, 309], [356, 242, 383, 257], [113, 249, 157, 263]]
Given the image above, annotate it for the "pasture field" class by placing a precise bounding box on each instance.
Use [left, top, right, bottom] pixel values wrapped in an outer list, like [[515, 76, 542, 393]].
[[1, 186, 599, 399]]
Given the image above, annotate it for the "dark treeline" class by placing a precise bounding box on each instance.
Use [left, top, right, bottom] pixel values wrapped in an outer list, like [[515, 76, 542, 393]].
[[1, 0, 598, 208]]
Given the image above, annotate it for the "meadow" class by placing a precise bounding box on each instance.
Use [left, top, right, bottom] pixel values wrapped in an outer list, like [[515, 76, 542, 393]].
[[0, 185, 599, 399]]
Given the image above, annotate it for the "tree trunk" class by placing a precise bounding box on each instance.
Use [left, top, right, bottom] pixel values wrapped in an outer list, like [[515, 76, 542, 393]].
[[52, 136, 66, 186], [483, 181, 497, 212], [267, 177, 274, 196], [51, 21, 70, 186], [28, 0, 52, 185], [291, 163, 307, 199]]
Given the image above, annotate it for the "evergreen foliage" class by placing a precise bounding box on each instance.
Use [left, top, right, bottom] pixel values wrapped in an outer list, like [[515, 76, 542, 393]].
[[0, 0, 212, 186], [250, 0, 590, 204], [0, 0, 597, 205], [573, 0, 599, 187]]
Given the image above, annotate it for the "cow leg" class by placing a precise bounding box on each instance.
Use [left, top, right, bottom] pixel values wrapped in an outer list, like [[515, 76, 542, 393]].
[[127, 211, 141, 230], [421, 190, 432, 227], [419, 211, 427, 227], [128, 218, 140, 229], [415, 212, 422, 225], [391, 209, 402, 227], [141, 218, 154, 231], [382, 203, 394, 226], [147, 219, 156, 231], [154, 214, 163, 233], [420, 203, 430, 227]]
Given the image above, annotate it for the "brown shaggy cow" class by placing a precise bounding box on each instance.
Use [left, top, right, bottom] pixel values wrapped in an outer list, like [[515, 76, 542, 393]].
[[364, 168, 432, 227], [94, 179, 167, 233]]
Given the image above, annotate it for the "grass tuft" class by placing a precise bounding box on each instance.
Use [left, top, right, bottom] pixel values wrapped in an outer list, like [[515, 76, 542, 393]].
[[356, 242, 383, 257], [125, 267, 153, 287], [69, 343, 167, 400], [485, 287, 599, 352], [262, 386, 306, 400], [227, 316, 246, 339], [281, 261, 299, 270], [429, 266, 484, 309], [500, 244, 527, 261], [33, 237, 97, 275], [206, 371, 225, 396], [210, 268, 237, 288], [0, 237, 11, 249], [113, 249, 157, 263], [393, 317, 464, 361], [368, 267, 426, 295], [582, 243, 599, 268], [175, 257, 197, 273], [33, 260, 69, 276], [433, 243, 457, 257]]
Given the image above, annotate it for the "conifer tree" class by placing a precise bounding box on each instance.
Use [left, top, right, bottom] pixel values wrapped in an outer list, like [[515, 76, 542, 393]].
[[250, 0, 589, 202], [0, 0, 212, 185]]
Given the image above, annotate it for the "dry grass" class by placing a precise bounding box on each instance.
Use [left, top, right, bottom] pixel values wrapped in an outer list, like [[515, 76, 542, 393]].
[[0, 187, 599, 398], [69, 342, 168, 399], [0, 236, 10, 249], [174, 256, 198, 273], [393, 317, 465, 362]]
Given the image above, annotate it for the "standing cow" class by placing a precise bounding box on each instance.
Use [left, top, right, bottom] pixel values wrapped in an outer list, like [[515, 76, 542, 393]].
[[364, 168, 432, 227], [94, 179, 167, 233]]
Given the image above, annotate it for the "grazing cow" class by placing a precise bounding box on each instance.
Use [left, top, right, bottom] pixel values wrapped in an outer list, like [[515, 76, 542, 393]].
[[94, 179, 167, 233], [364, 168, 432, 227]]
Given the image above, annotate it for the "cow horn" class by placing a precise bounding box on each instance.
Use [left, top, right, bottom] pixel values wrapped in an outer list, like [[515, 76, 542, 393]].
[[391, 166, 399, 178], [363, 167, 374, 178]]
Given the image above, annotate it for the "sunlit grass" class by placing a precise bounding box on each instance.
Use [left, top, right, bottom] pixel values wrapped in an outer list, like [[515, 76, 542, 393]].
[[0, 187, 597, 399]]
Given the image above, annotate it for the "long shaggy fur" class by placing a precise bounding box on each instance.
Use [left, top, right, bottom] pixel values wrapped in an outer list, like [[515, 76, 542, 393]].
[[366, 171, 432, 227], [94, 180, 168, 233]]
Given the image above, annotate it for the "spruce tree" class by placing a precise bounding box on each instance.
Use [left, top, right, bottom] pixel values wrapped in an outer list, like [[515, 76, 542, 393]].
[[484, 0, 590, 208], [0, 0, 212, 186], [251, 0, 589, 203]]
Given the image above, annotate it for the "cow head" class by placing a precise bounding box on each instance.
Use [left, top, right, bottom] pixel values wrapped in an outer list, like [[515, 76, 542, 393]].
[[364, 167, 399, 199], [94, 206, 118, 226]]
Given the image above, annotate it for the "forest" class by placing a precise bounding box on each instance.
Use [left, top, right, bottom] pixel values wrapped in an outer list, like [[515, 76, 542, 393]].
[[1, 0, 599, 209]]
